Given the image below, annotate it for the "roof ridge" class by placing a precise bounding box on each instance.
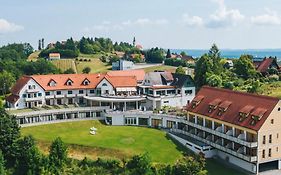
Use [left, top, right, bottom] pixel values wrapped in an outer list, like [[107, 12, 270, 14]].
[[202, 86, 279, 101]]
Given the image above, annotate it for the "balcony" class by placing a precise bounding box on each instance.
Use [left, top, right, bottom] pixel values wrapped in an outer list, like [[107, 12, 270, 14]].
[[173, 129, 257, 162], [25, 97, 43, 102], [55, 94, 64, 98], [66, 94, 76, 98], [45, 95, 55, 99], [26, 89, 39, 93], [182, 120, 258, 148]]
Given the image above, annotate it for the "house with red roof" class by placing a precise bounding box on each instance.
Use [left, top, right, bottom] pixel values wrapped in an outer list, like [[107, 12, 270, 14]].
[[254, 57, 280, 75], [176, 86, 281, 173]]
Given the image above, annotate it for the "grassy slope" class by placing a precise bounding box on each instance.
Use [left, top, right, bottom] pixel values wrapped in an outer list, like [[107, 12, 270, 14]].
[[51, 59, 77, 73], [27, 51, 40, 61], [21, 120, 183, 164], [21, 121, 243, 174], [260, 81, 281, 99]]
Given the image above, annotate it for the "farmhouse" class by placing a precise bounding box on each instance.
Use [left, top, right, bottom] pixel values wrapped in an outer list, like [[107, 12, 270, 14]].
[[49, 53, 60, 60], [254, 57, 280, 75]]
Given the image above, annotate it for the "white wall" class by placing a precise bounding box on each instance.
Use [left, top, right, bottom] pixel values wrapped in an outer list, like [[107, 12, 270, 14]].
[[96, 79, 115, 95], [16, 79, 45, 109]]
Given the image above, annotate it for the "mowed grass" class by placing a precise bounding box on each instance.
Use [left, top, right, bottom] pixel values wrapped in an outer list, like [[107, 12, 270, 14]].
[[76, 58, 111, 73], [21, 120, 243, 174], [142, 65, 177, 73], [21, 120, 183, 164], [51, 59, 77, 73]]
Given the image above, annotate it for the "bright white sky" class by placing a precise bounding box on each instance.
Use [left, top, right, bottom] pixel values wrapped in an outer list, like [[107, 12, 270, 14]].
[[1, 0, 281, 49]]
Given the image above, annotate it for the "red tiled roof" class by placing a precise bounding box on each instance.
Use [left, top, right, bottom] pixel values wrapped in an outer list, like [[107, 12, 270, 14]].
[[31, 74, 105, 91], [107, 69, 145, 82], [104, 75, 137, 88], [187, 86, 279, 131], [6, 94, 19, 104], [11, 76, 31, 95], [256, 58, 280, 73]]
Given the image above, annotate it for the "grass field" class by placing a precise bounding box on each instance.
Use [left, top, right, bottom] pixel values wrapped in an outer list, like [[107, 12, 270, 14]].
[[21, 120, 243, 174], [27, 51, 40, 61], [51, 59, 77, 73], [261, 81, 281, 98], [76, 59, 111, 73], [142, 65, 177, 73]]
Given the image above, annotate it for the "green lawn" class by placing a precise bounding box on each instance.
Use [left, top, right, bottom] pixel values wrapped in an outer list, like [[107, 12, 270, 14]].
[[21, 120, 183, 164], [21, 120, 244, 174]]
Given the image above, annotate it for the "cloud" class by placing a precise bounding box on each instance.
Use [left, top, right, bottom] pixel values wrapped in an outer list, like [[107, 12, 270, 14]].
[[181, 14, 204, 27], [0, 19, 24, 33], [250, 9, 281, 26], [206, 0, 244, 28], [84, 18, 169, 33]]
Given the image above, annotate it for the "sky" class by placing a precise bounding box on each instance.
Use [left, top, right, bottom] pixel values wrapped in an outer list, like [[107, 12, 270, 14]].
[[1, 0, 281, 49]]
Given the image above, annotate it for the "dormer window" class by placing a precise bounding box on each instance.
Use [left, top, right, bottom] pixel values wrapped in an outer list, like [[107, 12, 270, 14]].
[[65, 79, 73, 86], [217, 101, 232, 116], [250, 108, 267, 125], [208, 99, 221, 113], [82, 78, 90, 86], [48, 79, 57, 87], [191, 95, 204, 109], [238, 105, 254, 122]]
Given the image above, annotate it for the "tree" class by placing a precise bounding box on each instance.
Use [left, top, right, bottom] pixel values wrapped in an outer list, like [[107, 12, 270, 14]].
[[208, 44, 223, 74], [64, 68, 76, 74], [180, 51, 187, 57], [126, 153, 152, 175], [206, 74, 222, 87], [133, 37, 136, 46], [233, 55, 257, 79], [0, 151, 5, 175], [145, 48, 165, 63], [194, 54, 213, 88], [0, 108, 21, 166], [176, 66, 185, 74], [172, 156, 207, 175], [166, 49, 171, 58], [15, 135, 42, 175], [49, 137, 68, 173], [0, 71, 15, 95], [82, 67, 91, 74]]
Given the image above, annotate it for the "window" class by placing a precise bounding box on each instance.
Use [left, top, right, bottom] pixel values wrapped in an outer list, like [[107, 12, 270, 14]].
[[28, 94, 31, 98], [164, 101, 169, 104], [83, 79, 90, 85], [263, 135, 266, 144], [262, 150, 265, 158], [269, 148, 272, 157], [22, 94, 27, 98], [66, 79, 73, 86], [102, 83, 107, 86], [34, 93, 37, 98], [271, 119, 274, 124], [28, 85, 32, 89], [269, 134, 272, 143], [45, 92, 50, 96], [79, 90, 84, 94], [68, 90, 73, 94], [38, 93, 42, 97], [185, 90, 193, 95], [278, 133, 279, 139], [277, 147, 279, 152], [278, 107, 281, 111], [90, 89, 95, 94], [56, 91, 61, 95], [32, 85, 35, 89]]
